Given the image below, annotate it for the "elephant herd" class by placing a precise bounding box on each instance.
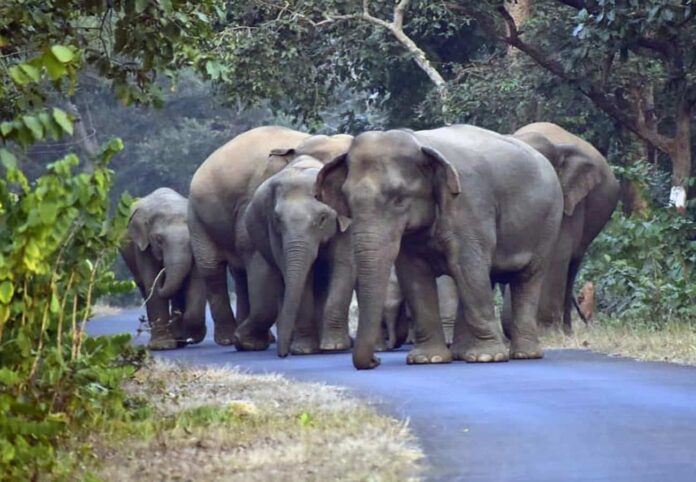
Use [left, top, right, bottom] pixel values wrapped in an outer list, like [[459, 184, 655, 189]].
[[121, 122, 619, 370]]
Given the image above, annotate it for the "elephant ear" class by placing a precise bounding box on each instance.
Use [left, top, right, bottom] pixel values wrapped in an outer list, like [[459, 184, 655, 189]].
[[315, 153, 351, 229], [556, 144, 604, 216], [421, 146, 461, 196], [269, 147, 296, 159], [127, 206, 150, 251], [244, 181, 274, 263]]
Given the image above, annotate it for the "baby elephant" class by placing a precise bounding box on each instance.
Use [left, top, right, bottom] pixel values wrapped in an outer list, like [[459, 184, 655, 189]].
[[235, 156, 354, 357], [121, 188, 206, 350]]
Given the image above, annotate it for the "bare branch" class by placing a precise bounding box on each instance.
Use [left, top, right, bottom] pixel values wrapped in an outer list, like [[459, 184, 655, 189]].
[[394, 0, 410, 30]]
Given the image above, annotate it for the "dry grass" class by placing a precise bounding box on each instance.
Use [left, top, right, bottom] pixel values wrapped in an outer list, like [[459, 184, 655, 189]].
[[87, 361, 423, 482], [543, 320, 696, 365]]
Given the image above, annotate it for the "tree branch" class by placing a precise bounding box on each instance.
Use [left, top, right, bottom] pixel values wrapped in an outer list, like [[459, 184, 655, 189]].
[[296, 0, 448, 117], [494, 5, 674, 153]]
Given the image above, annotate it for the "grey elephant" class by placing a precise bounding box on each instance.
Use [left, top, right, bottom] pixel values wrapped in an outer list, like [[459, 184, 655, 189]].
[[382, 270, 457, 349], [121, 188, 206, 350], [502, 122, 620, 334], [188, 126, 352, 350], [316, 125, 563, 369], [236, 156, 355, 356]]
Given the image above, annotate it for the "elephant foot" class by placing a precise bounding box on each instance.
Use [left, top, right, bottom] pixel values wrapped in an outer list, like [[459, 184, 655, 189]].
[[148, 318, 179, 351], [375, 339, 390, 353], [183, 325, 206, 345], [320, 333, 352, 352], [451, 339, 509, 363], [213, 322, 236, 346], [233, 324, 271, 351], [510, 338, 544, 360], [406, 342, 452, 365], [290, 337, 320, 355]]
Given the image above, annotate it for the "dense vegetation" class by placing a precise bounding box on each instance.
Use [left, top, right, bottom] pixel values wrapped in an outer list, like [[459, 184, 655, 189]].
[[1, 1, 694, 478]]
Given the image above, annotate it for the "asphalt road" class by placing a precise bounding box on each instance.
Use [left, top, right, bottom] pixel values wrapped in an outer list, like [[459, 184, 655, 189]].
[[89, 309, 696, 482]]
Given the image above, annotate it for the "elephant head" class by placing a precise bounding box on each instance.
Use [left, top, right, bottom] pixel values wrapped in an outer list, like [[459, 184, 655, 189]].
[[246, 156, 344, 357], [513, 131, 604, 216], [315, 130, 460, 369], [128, 188, 193, 299]]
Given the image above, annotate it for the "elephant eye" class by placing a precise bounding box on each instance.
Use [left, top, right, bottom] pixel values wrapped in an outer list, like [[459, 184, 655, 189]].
[[155, 233, 164, 244], [392, 195, 407, 208], [317, 213, 328, 226]]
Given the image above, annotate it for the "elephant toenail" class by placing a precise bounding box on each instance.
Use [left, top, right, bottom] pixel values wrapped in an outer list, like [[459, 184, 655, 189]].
[[432, 355, 443, 363], [478, 354, 493, 362], [494, 353, 506, 361]]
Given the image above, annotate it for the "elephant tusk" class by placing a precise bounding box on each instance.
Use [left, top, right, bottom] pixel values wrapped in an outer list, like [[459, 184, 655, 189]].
[[142, 268, 166, 307]]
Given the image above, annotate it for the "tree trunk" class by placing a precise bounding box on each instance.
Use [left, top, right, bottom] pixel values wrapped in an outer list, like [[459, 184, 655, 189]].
[[667, 100, 691, 214], [506, 0, 531, 56]]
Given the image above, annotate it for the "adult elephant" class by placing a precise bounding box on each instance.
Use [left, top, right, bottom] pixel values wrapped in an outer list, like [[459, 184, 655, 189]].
[[188, 126, 352, 346], [121, 188, 206, 350], [503, 122, 620, 334], [237, 156, 354, 356], [316, 125, 563, 369]]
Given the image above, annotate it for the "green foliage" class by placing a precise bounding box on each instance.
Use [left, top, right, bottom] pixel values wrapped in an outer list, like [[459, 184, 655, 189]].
[[0, 0, 225, 118], [581, 207, 696, 327], [0, 1, 230, 478], [0, 141, 149, 479]]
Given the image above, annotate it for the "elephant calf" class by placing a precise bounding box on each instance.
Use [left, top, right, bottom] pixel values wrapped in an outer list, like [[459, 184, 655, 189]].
[[382, 269, 457, 349], [235, 156, 355, 356], [121, 188, 206, 350]]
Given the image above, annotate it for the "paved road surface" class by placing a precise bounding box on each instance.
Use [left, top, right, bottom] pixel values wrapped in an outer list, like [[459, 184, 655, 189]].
[[89, 309, 696, 482]]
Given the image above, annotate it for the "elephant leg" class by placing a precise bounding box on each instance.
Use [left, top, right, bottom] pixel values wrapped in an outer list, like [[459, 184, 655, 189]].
[[395, 251, 452, 365], [181, 266, 207, 344], [438, 276, 458, 346], [290, 269, 320, 355], [136, 250, 177, 351], [562, 257, 582, 334], [393, 302, 411, 348], [449, 255, 508, 363], [189, 213, 236, 345], [509, 269, 545, 360], [319, 235, 354, 352], [234, 252, 281, 351], [501, 284, 512, 339], [203, 263, 236, 345], [382, 302, 400, 350], [231, 268, 250, 323]]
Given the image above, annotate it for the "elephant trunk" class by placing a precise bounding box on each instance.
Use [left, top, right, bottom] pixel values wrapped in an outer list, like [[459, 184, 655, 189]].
[[352, 226, 398, 370], [276, 238, 317, 358], [157, 249, 192, 300]]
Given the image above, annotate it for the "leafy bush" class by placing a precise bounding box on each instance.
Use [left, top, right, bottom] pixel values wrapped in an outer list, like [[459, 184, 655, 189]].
[[580, 207, 696, 328], [0, 141, 150, 479]]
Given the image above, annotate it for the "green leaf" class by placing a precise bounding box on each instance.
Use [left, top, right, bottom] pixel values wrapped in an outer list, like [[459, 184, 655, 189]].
[[0, 149, 17, 170], [20, 63, 41, 82], [159, 0, 173, 14], [8, 65, 30, 85], [43, 51, 67, 80], [50, 45, 75, 63], [22, 115, 44, 140], [0, 280, 14, 304], [136, 0, 149, 14], [0, 368, 20, 386], [0, 121, 14, 137], [52, 108, 74, 135], [49, 292, 60, 313]]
